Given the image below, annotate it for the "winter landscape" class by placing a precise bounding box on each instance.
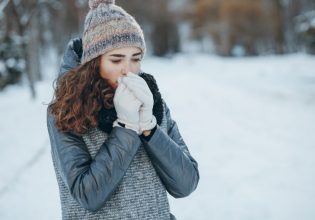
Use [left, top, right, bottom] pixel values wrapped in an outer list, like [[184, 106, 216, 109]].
[[0, 52, 314, 220]]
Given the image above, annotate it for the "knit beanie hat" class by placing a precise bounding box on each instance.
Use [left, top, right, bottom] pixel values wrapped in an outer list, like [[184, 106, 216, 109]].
[[81, 0, 146, 64]]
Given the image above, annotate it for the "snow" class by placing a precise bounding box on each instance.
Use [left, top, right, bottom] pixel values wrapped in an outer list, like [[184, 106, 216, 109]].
[[0, 53, 315, 220], [296, 10, 315, 31], [0, 0, 10, 18], [6, 58, 17, 68]]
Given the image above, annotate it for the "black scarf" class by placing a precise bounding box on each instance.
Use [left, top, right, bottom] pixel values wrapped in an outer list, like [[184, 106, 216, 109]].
[[98, 72, 164, 133]]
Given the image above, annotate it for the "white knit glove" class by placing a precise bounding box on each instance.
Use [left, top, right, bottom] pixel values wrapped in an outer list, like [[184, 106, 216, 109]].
[[122, 73, 157, 133], [113, 79, 142, 134]]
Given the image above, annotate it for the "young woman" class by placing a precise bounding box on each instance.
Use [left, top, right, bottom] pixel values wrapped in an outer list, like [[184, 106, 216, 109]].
[[47, 0, 199, 219]]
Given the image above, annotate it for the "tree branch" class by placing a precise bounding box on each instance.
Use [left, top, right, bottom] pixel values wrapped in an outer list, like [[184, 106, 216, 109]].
[[0, 0, 11, 18]]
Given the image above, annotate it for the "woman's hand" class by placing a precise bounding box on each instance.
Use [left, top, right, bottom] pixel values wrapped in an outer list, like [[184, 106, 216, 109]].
[[113, 80, 141, 134], [122, 73, 157, 133]]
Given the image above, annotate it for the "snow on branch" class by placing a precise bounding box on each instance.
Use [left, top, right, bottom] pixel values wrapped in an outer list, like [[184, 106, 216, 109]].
[[0, 0, 11, 18]]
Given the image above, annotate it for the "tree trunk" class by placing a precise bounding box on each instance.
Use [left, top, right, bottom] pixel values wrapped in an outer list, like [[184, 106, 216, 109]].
[[28, 11, 41, 82], [22, 42, 36, 99], [273, 0, 286, 54], [8, 0, 38, 98]]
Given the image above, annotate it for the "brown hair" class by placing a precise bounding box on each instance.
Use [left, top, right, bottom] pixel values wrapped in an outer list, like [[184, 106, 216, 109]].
[[49, 57, 115, 135]]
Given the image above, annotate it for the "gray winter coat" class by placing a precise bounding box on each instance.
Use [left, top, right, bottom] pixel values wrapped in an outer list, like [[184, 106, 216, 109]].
[[47, 38, 199, 219]]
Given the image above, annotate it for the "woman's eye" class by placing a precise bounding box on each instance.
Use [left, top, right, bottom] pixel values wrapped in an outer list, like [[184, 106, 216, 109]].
[[111, 60, 121, 64], [132, 58, 141, 62]]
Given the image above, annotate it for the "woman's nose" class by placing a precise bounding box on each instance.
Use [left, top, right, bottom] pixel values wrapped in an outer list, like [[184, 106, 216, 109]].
[[121, 61, 131, 75]]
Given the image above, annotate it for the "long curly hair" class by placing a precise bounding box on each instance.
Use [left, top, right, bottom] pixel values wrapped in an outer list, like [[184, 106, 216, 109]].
[[49, 57, 115, 135]]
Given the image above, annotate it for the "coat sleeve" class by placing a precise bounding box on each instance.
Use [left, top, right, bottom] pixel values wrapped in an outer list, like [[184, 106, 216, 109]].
[[140, 101, 200, 198], [47, 109, 141, 212]]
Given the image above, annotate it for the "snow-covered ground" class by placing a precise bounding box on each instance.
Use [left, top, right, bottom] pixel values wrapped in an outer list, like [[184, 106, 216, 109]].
[[0, 53, 314, 220]]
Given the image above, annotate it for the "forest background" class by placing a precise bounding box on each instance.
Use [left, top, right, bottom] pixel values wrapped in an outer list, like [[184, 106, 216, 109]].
[[0, 0, 315, 96]]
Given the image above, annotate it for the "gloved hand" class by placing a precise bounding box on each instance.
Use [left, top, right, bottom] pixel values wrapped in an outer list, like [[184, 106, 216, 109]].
[[113, 79, 142, 134], [122, 73, 157, 133], [59, 38, 82, 76]]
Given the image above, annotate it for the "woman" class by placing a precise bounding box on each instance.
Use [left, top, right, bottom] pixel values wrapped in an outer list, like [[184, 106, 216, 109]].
[[47, 0, 199, 219]]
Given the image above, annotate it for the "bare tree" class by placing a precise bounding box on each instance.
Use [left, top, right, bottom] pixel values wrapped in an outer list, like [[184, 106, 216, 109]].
[[4, 0, 41, 98], [187, 0, 307, 56]]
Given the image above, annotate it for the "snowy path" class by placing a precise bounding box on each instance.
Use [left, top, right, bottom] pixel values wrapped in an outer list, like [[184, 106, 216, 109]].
[[0, 54, 314, 220]]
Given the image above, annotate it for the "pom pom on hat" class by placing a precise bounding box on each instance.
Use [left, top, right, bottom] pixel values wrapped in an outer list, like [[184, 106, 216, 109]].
[[89, 0, 115, 9]]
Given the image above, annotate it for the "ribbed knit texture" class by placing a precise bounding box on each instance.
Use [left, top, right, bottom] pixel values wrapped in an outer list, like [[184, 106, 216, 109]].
[[51, 104, 171, 219], [81, 0, 146, 64]]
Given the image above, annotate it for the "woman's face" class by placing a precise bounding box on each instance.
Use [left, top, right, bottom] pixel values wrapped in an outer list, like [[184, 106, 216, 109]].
[[99, 46, 142, 89]]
